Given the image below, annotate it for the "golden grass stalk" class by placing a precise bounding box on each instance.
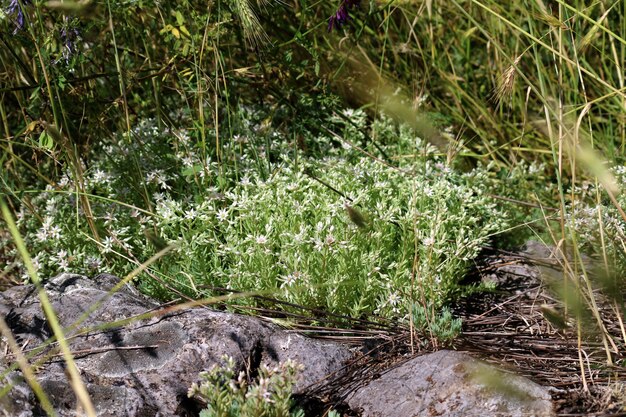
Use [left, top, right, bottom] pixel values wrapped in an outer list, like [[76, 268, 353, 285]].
[[232, 0, 269, 46], [492, 54, 522, 107]]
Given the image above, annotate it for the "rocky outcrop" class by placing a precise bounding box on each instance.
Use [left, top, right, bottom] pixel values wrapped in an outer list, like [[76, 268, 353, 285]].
[[0, 274, 352, 416], [0, 273, 555, 416]]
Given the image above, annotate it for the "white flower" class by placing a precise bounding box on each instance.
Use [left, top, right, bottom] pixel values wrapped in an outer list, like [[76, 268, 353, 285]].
[[48, 225, 62, 240], [280, 272, 299, 288], [102, 236, 114, 254], [184, 208, 197, 220], [216, 209, 229, 222], [182, 156, 196, 168], [58, 175, 70, 187], [388, 292, 401, 306], [256, 235, 268, 245], [54, 249, 69, 269], [423, 236, 435, 247], [92, 169, 108, 184], [85, 256, 102, 270], [36, 228, 48, 242]]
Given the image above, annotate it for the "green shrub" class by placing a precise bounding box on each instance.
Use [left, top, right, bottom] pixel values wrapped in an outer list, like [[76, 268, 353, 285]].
[[12, 107, 510, 319], [188, 356, 304, 417]]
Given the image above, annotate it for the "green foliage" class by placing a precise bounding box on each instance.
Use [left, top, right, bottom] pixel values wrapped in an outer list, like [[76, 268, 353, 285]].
[[188, 356, 304, 417], [9, 107, 511, 319], [411, 304, 462, 344], [2, 0, 625, 354]]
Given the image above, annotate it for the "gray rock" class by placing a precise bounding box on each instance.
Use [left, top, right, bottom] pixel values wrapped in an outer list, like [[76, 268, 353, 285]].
[[0, 274, 353, 416], [345, 350, 554, 417], [1, 274, 557, 417]]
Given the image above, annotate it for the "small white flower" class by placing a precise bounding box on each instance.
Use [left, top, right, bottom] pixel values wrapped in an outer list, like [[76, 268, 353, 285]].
[[48, 225, 62, 240], [423, 237, 435, 247], [102, 236, 114, 254], [181, 156, 194, 168], [85, 256, 102, 270], [54, 249, 69, 269], [388, 292, 401, 306], [45, 198, 57, 214], [92, 169, 108, 184], [184, 208, 197, 220], [216, 209, 229, 222], [36, 228, 48, 242], [256, 235, 268, 245], [280, 272, 299, 288], [58, 175, 70, 187], [31, 255, 42, 272]]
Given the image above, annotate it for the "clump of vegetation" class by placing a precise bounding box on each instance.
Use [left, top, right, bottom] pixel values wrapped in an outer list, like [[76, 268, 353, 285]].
[[11, 107, 510, 320], [411, 304, 462, 346], [188, 356, 305, 417], [1, 0, 626, 412]]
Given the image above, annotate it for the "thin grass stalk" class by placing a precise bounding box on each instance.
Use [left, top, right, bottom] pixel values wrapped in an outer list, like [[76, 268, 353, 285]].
[[1, 200, 97, 416], [107, 0, 131, 139], [576, 320, 588, 392], [196, 21, 209, 172], [467, 0, 626, 100]]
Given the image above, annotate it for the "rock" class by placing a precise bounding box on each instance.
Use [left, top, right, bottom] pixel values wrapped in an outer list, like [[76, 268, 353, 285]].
[[1, 273, 556, 417], [345, 350, 554, 417], [0, 274, 353, 416]]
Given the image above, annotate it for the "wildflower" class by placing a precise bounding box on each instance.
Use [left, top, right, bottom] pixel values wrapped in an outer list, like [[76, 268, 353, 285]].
[[59, 17, 81, 64], [328, 0, 360, 32], [92, 169, 108, 184], [423, 236, 435, 247], [280, 272, 300, 288], [388, 292, 401, 307], [181, 155, 194, 168], [54, 249, 69, 269], [184, 208, 197, 220], [216, 208, 229, 222], [102, 236, 114, 254], [256, 235, 268, 245], [5, 0, 31, 33]]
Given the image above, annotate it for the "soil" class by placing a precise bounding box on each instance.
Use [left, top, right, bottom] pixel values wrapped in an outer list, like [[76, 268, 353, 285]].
[[249, 246, 626, 416], [456, 248, 626, 416]]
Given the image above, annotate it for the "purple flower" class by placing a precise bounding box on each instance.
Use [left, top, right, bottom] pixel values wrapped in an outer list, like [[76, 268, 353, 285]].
[[5, 0, 31, 33], [59, 18, 81, 64], [328, 0, 361, 32]]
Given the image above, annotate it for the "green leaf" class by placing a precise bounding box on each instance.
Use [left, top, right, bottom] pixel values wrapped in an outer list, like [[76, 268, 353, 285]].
[[38, 132, 54, 150], [175, 10, 184, 26], [182, 164, 204, 177]]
